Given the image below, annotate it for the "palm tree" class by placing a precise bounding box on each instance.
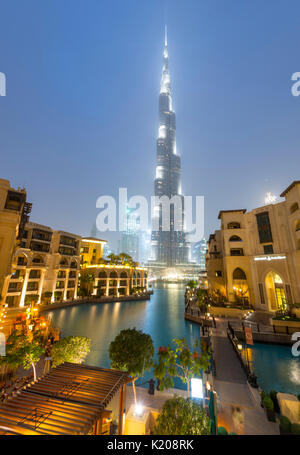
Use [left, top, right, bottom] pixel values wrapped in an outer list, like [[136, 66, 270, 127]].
[[119, 252, 133, 265], [78, 270, 95, 297]]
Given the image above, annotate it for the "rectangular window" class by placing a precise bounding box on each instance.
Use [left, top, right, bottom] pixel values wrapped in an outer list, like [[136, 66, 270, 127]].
[[256, 212, 273, 243], [285, 284, 293, 305], [263, 244, 274, 254], [230, 248, 244, 256]]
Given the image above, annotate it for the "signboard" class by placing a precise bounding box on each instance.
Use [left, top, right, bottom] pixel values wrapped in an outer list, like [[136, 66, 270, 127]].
[[244, 326, 254, 345]]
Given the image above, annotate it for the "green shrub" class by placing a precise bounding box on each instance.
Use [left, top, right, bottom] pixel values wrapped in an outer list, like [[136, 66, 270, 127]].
[[270, 390, 279, 413], [217, 426, 228, 435], [280, 415, 291, 433], [263, 395, 274, 411], [291, 423, 300, 435], [260, 390, 268, 404], [153, 396, 211, 435]]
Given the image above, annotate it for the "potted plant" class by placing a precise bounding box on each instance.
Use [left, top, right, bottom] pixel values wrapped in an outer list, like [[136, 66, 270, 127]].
[[263, 394, 276, 422], [279, 415, 291, 435]]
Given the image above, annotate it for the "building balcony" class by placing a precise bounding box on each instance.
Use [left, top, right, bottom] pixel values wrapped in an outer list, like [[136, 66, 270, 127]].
[[7, 289, 22, 295], [208, 251, 222, 259]]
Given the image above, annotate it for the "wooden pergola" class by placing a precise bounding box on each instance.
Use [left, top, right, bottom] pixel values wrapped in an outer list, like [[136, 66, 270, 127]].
[[0, 363, 130, 435]]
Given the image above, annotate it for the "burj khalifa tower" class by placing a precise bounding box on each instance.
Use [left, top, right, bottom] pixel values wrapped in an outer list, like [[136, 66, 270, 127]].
[[149, 28, 189, 269]]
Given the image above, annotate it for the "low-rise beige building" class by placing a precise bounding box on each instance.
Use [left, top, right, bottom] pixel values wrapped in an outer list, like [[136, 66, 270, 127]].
[[80, 237, 107, 266], [4, 222, 81, 307], [0, 178, 31, 305], [1, 177, 149, 308], [85, 264, 148, 297], [206, 181, 300, 312]]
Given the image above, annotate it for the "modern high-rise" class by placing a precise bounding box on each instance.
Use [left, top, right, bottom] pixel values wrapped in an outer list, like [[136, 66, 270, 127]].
[[149, 28, 189, 269], [119, 207, 140, 262], [192, 239, 207, 271]]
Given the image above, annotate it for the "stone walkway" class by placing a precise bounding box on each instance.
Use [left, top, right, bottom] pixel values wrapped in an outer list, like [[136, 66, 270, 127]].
[[210, 321, 279, 435]]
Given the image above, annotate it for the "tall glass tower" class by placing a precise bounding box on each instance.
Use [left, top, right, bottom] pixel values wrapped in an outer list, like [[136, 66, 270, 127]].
[[150, 28, 189, 267]]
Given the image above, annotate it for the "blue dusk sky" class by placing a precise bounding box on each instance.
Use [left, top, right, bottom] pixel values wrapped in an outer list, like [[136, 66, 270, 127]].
[[1, 0, 300, 249]]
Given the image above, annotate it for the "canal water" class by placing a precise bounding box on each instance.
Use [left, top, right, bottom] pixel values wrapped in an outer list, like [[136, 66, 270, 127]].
[[48, 284, 200, 389], [48, 284, 300, 394]]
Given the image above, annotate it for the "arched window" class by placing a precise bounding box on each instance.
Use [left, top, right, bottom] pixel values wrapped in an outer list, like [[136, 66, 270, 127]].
[[120, 272, 128, 278], [290, 202, 299, 214], [233, 268, 247, 280], [60, 258, 68, 266], [137, 272, 141, 278], [70, 260, 77, 268], [98, 271, 107, 278], [110, 271, 118, 278], [295, 220, 300, 232], [229, 235, 242, 242], [228, 222, 241, 229]]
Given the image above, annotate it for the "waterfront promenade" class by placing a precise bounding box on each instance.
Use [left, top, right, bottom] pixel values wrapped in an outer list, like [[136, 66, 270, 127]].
[[210, 321, 279, 435], [39, 291, 153, 313]]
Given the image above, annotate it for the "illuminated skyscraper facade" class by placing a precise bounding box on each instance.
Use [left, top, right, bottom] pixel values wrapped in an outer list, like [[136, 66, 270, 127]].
[[150, 28, 189, 267]]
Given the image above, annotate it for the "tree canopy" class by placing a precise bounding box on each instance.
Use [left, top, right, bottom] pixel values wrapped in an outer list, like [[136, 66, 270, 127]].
[[51, 336, 91, 367], [154, 338, 211, 397], [0, 329, 44, 381], [109, 328, 154, 403], [153, 396, 211, 435]]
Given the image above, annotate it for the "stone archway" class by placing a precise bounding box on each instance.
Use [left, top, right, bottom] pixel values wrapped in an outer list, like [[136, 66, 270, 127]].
[[265, 271, 287, 312], [232, 268, 250, 306]]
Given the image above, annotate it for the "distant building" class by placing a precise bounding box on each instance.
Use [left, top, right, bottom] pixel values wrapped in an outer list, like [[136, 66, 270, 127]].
[[139, 230, 151, 265], [119, 207, 139, 262], [206, 180, 300, 312], [192, 239, 207, 271], [103, 243, 113, 259]]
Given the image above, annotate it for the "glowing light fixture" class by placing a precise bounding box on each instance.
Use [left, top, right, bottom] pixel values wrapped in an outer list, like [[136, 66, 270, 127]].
[[265, 192, 277, 205], [134, 403, 144, 417], [191, 378, 203, 399]]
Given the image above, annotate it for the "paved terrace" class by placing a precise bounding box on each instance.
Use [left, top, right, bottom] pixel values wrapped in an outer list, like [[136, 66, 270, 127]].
[[210, 319, 279, 435]]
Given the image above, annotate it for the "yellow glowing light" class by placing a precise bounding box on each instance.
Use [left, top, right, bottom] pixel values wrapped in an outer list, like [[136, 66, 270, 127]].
[[134, 403, 144, 417]]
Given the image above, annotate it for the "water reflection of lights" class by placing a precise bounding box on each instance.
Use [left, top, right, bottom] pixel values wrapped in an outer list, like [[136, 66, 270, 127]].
[[289, 360, 300, 384]]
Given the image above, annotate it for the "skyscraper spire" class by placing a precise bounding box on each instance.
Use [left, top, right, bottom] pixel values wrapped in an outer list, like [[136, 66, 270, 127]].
[[149, 28, 189, 268], [164, 25, 167, 47]]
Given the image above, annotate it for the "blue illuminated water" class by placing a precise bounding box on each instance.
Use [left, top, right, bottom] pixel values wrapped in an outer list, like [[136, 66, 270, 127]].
[[47, 284, 200, 389], [249, 343, 300, 395], [47, 284, 300, 394]]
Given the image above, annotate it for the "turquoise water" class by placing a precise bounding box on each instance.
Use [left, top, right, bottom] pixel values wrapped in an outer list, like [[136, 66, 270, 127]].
[[47, 284, 300, 394], [249, 343, 300, 395], [47, 284, 200, 389]]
